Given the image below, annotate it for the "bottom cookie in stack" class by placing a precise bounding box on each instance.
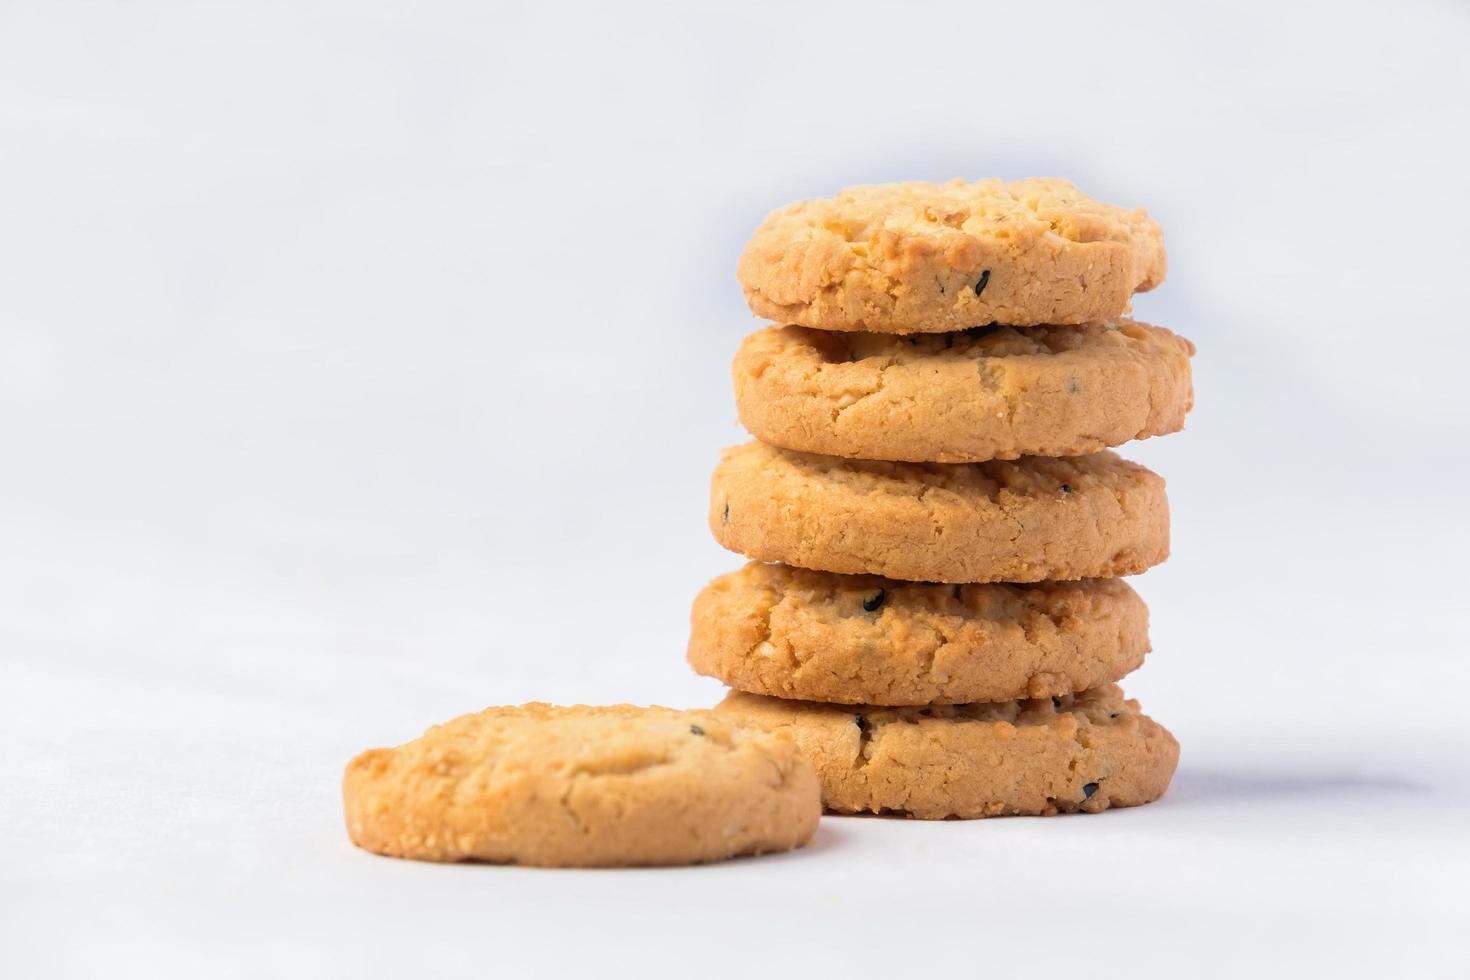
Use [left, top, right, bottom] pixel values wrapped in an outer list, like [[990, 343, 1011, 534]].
[[716, 685, 1178, 820]]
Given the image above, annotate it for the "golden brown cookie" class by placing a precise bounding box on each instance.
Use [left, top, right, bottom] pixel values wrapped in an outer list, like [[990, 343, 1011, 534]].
[[709, 442, 1169, 584], [716, 685, 1177, 819], [733, 320, 1194, 463], [689, 563, 1149, 705], [343, 703, 820, 867], [737, 178, 1165, 333]]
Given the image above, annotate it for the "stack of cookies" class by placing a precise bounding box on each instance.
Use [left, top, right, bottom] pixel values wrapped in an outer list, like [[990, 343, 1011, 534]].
[[693, 178, 1192, 819]]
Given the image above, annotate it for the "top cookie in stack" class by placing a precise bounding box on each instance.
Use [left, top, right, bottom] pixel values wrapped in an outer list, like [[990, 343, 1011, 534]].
[[694, 178, 1191, 820], [736, 177, 1167, 333]]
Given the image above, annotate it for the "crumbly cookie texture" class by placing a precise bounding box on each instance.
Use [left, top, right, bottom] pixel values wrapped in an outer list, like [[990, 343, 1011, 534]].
[[716, 684, 1178, 819], [733, 320, 1194, 463], [737, 178, 1166, 333], [689, 562, 1149, 705], [343, 703, 820, 867], [709, 442, 1169, 584]]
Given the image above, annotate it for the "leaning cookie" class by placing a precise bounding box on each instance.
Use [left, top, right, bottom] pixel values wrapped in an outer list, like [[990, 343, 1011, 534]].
[[690, 563, 1149, 705], [343, 704, 820, 867], [709, 442, 1169, 584], [716, 685, 1178, 819], [734, 320, 1194, 463], [737, 178, 1165, 333]]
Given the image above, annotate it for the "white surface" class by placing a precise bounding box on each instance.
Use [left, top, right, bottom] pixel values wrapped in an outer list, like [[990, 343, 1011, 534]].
[[3, 1, 1469, 976]]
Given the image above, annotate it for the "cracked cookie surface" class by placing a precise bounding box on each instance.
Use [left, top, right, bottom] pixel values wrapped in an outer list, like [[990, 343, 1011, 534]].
[[734, 320, 1194, 463], [689, 563, 1149, 705], [716, 685, 1178, 819], [737, 178, 1166, 333], [343, 703, 820, 866], [709, 442, 1169, 583]]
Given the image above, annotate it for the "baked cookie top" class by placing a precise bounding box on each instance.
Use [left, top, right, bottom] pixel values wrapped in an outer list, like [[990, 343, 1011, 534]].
[[734, 319, 1195, 463], [689, 563, 1149, 705], [737, 178, 1166, 333], [343, 703, 819, 867], [709, 442, 1169, 583], [717, 684, 1179, 819], [725, 682, 1141, 732]]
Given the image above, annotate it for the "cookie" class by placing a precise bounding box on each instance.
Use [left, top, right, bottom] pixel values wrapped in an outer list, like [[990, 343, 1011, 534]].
[[689, 563, 1149, 705], [716, 685, 1177, 819], [737, 178, 1166, 333], [709, 442, 1169, 584], [343, 703, 820, 867], [733, 320, 1194, 463]]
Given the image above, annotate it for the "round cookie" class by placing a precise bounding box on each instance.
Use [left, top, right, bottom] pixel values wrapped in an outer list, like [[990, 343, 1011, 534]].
[[737, 178, 1166, 333], [733, 320, 1195, 463], [709, 442, 1169, 584], [716, 685, 1178, 819], [689, 563, 1150, 705], [343, 703, 820, 867]]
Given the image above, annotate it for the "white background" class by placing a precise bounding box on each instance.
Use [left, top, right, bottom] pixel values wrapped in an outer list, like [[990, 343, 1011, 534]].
[[4, 1, 1468, 976]]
